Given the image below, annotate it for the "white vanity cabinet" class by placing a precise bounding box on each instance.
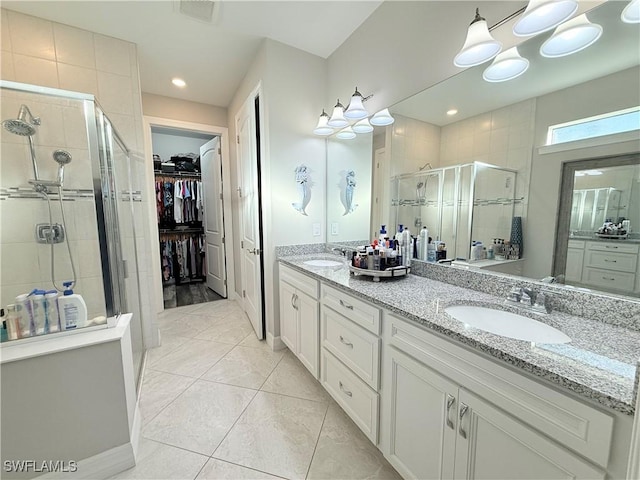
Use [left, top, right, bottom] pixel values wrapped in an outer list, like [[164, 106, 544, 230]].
[[582, 241, 639, 293], [566, 239, 585, 282], [320, 284, 382, 443], [381, 313, 613, 480], [278, 264, 320, 378]]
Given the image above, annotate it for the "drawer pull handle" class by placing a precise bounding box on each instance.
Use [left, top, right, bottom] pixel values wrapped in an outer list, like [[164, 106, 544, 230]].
[[446, 394, 455, 430], [339, 336, 354, 348], [459, 403, 469, 439], [291, 293, 298, 310], [339, 299, 354, 310], [605, 246, 618, 249], [339, 381, 353, 397], [604, 259, 617, 263], [602, 276, 615, 281]]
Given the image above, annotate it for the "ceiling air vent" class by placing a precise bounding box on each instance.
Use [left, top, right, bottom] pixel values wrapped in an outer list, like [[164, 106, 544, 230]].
[[178, 0, 218, 23]]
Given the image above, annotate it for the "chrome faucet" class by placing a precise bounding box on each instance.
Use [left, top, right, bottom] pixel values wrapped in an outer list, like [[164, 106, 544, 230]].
[[506, 286, 552, 313], [331, 247, 347, 256], [507, 286, 523, 303]]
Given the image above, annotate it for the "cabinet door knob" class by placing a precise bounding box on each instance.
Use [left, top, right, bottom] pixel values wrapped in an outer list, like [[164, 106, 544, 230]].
[[446, 394, 456, 430], [339, 381, 353, 397], [459, 403, 469, 439], [339, 335, 354, 348], [339, 299, 354, 310]]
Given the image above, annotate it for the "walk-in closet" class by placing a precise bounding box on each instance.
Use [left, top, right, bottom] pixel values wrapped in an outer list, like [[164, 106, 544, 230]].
[[151, 126, 227, 309]]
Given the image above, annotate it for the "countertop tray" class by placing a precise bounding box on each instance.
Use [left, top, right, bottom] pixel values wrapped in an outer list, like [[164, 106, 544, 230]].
[[349, 264, 410, 281]]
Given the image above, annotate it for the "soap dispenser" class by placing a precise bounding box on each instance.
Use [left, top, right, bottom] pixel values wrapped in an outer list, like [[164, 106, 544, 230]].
[[58, 282, 87, 330]]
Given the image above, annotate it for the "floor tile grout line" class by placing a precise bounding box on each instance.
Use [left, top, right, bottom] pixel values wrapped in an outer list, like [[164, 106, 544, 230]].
[[206, 457, 287, 479], [139, 435, 211, 459], [140, 375, 198, 428], [304, 402, 330, 480], [209, 387, 261, 459]]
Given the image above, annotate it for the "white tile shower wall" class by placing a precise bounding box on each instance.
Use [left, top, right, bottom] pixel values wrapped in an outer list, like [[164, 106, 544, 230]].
[[1, 9, 154, 331], [389, 114, 441, 177], [439, 99, 536, 221]]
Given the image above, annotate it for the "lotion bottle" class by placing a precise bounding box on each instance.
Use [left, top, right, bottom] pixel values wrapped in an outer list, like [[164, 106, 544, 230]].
[[58, 282, 87, 330]]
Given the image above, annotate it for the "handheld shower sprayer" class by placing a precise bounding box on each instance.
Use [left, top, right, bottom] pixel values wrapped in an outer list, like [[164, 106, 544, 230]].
[[52, 150, 72, 187]]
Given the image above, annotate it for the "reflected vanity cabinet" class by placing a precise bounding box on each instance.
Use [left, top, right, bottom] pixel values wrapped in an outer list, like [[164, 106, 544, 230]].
[[566, 240, 640, 293], [278, 264, 320, 378], [380, 313, 616, 480]]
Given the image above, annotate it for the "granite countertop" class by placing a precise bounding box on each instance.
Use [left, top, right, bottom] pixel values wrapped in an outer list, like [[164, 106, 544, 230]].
[[279, 253, 640, 415], [570, 235, 640, 244]]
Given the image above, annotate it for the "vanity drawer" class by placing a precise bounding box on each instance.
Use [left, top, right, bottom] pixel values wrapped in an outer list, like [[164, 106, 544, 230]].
[[584, 250, 637, 273], [587, 242, 639, 255], [280, 263, 319, 299], [321, 348, 379, 443], [581, 267, 636, 292], [568, 240, 585, 249], [321, 305, 380, 390], [321, 284, 380, 335]]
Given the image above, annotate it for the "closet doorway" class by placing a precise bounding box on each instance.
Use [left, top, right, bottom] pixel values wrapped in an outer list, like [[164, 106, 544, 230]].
[[143, 117, 233, 312]]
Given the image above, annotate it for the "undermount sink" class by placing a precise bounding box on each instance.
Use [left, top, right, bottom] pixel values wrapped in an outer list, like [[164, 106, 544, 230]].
[[444, 305, 571, 344], [304, 259, 343, 267]]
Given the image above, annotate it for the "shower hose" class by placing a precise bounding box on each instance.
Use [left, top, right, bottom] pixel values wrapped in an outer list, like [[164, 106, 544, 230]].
[[42, 189, 77, 292]]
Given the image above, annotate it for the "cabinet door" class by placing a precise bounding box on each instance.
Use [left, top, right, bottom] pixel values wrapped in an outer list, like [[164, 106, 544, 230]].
[[279, 280, 298, 353], [297, 291, 319, 378], [453, 390, 604, 480], [565, 247, 584, 283], [385, 347, 458, 480]]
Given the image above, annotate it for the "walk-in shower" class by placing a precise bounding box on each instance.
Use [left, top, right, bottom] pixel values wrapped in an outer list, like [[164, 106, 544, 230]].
[[2, 105, 77, 291], [0, 80, 145, 387]]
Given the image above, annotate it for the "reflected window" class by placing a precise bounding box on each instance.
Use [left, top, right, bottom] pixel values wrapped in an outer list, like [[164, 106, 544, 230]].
[[547, 106, 640, 145]]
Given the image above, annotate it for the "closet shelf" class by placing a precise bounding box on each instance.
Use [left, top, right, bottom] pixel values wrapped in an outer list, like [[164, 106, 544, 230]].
[[154, 170, 201, 178], [159, 227, 204, 234]]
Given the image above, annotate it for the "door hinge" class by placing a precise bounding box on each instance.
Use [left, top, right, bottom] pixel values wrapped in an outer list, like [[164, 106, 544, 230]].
[[237, 135, 240, 144], [219, 193, 223, 200], [218, 148, 221, 154], [242, 289, 246, 298], [241, 240, 244, 249], [223, 279, 227, 286], [222, 237, 225, 244]]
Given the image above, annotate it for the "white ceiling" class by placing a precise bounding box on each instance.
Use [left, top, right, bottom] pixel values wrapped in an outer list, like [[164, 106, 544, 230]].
[[3, 1, 383, 107]]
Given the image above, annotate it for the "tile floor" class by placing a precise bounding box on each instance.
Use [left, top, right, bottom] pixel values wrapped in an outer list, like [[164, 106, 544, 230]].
[[114, 300, 401, 480]]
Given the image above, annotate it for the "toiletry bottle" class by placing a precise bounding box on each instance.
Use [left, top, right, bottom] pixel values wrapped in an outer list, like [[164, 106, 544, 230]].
[[5, 304, 19, 340], [395, 224, 404, 243], [402, 227, 411, 266], [419, 227, 429, 260], [373, 248, 381, 270], [45, 290, 60, 333], [58, 282, 88, 330], [31, 290, 47, 335], [14, 294, 33, 337], [379, 225, 387, 245]]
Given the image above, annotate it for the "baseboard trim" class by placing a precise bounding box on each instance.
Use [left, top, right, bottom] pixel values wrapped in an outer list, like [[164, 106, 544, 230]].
[[267, 333, 286, 351], [38, 401, 142, 479]]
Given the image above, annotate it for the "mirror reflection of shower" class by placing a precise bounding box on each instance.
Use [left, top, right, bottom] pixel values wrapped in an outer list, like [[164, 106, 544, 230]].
[[1, 105, 77, 291]]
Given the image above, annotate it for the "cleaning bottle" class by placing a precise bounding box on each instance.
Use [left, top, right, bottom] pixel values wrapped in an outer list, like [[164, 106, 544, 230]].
[[58, 282, 87, 330], [378, 225, 387, 245]]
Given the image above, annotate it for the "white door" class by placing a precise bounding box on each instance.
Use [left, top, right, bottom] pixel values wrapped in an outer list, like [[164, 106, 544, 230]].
[[386, 347, 458, 480], [237, 97, 264, 339], [201, 137, 227, 297], [453, 389, 605, 480]]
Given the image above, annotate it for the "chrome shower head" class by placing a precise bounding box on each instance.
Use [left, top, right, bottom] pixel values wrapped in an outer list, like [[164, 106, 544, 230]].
[[2, 104, 41, 136], [53, 150, 72, 166], [53, 150, 72, 186]]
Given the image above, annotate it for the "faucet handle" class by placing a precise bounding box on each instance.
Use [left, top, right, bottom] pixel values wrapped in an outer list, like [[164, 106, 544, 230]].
[[507, 286, 523, 303], [533, 290, 552, 313]]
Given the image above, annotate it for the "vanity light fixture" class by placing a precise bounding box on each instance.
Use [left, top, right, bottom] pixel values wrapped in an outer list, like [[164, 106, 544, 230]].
[[313, 109, 334, 136], [483, 47, 530, 82], [621, 0, 640, 23], [344, 87, 370, 120], [327, 99, 349, 128], [513, 0, 578, 37], [336, 126, 356, 140], [540, 14, 603, 58], [171, 77, 187, 88], [447, 109, 459, 116], [370, 108, 395, 126], [352, 118, 374, 134], [454, 8, 502, 67]]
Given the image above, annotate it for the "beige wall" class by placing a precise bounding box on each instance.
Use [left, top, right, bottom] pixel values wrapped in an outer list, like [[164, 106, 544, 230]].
[[142, 92, 227, 127]]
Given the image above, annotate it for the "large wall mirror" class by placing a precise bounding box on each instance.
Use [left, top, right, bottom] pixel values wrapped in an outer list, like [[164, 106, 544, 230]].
[[325, 0, 640, 297]]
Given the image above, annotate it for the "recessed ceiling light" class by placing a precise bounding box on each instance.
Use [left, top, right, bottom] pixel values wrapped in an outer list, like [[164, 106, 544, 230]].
[[447, 109, 458, 116], [172, 78, 187, 88]]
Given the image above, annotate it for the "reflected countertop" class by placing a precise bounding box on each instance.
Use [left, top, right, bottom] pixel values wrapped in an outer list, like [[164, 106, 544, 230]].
[[570, 234, 640, 244], [279, 253, 640, 414]]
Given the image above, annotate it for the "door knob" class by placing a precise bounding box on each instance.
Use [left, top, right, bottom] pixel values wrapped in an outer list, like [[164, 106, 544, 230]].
[[247, 248, 260, 255]]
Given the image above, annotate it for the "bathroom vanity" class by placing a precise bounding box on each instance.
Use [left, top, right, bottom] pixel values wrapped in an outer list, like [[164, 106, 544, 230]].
[[278, 254, 638, 479]]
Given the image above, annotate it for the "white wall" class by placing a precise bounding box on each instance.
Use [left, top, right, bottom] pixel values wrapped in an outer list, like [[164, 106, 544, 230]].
[[142, 92, 227, 127], [227, 39, 326, 343]]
